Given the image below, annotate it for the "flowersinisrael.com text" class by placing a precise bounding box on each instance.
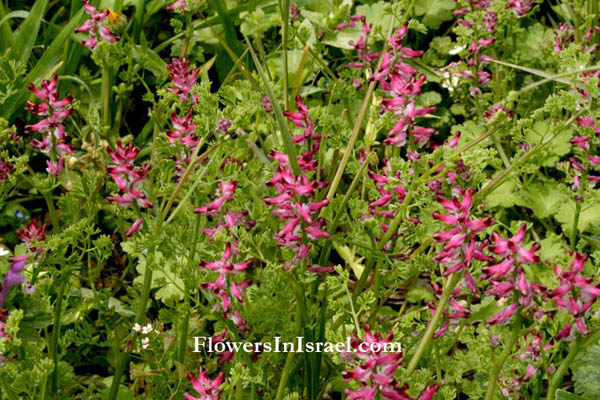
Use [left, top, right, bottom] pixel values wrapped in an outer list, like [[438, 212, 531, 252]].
[[193, 336, 402, 354]]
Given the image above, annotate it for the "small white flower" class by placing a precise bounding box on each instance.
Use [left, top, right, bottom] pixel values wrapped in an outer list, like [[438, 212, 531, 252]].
[[142, 323, 153, 335], [133, 323, 142, 333], [0, 248, 9, 257], [449, 45, 466, 55], [141, 337, 150, 349]]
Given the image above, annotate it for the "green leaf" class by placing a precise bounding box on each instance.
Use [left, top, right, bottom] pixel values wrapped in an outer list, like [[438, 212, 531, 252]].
[[555, 200, 600, 236], [524, 121, 572, 166], [9, 0, 48, 67], [572, 344, 600, 398], [486, 180, 520, 208], [556, 390, 586, 400], [134, 254, 184, 304], [413, 0, 455, 29], [1, 7, 86, 120], [514, 182, 566, 219]]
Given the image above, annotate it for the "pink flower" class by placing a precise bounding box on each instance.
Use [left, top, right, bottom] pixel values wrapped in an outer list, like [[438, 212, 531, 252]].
[[16, 219, 47, 253], [167, 58, 200, 104], [125, 218, 144, 237], [106, 141, 152, 208], [0, 158, 14, 182], [75, 1, 119, 50], [184, 367, 224, 400], [0, 255, 30, 307], [46, 158, 64, 176]]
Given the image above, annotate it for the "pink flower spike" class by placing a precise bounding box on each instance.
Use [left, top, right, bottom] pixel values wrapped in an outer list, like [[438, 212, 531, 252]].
[[487, 303, 519, 326]]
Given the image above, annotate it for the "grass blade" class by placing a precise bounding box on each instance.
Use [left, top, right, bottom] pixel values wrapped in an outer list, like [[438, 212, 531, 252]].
[[9, 0, 49, 66], [2, 7, 86, 120]]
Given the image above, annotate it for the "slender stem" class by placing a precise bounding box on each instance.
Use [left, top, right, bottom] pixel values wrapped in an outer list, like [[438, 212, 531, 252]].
[[108, 252, 155, 400], [570, 173, 585, 250], [42, 191, 60, 232], [280, 0, 289, 110], [0, 372, 18, 400], [244, 34, 301, 176], [406, 273, 460, 375], [133, 0, 146, 43], [275, 281, 304, 400], [485, 311, 522, 400], [325, 15, 395, 203], [546, 337, 581, 400], [51, 279, 66, 397], [102, 59, 111, 132], [176, 213, 201, 364]]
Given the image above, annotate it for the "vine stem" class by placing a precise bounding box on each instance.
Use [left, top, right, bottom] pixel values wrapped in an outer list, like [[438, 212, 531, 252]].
[[406, 273, 460, 376], [484, 311, 521, 400]]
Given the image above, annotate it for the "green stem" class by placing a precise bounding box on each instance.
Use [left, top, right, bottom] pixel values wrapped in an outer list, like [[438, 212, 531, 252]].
[[176, 214, 201, 364], [51, 279, 66, 397], [546, 337, 582, 400], [280, 0, 289, 110], [42, 191, 60, 232], [406, 273, 460, 376], [0, 372, 18, 400], [133, 0, 146, 43], [107, 253, 154, 400], [324, 15, 395, 203], [485, 311, 522, 400], [570, 174, 585, 250], [102, 59, 111, 133], [275, 281, 304, 400]]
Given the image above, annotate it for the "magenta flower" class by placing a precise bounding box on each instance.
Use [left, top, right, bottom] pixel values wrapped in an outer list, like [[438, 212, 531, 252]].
[[16, 219, 47, 254], [167, 58, 200, 104], [166, 109, 199, 148], [0, 255, 29, 307], [106, 141, 152, 208], [551, 252, 600, 336], [75, 1, 119, 50], [125, 218, 144, 237], [184, 367, 224, 400], [25, 74, 75, 156], [0, 158, 14, 183], [507, 0, 534, 18], [46, 158, 64, 177]]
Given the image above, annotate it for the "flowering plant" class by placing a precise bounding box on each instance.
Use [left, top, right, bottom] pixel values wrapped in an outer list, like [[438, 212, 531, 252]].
[[1, 0, 600, 399]]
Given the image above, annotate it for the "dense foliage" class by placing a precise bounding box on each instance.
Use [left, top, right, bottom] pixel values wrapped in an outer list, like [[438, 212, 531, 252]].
[[1, 0, 600, 399]]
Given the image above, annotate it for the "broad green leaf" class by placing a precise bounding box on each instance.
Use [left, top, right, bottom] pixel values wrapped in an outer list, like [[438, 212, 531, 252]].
[[539, 233, 565, 261], [524, 121, 572, 166], [9, 0, 49, 67], [130, 45, 168, 77], [555, 390, 586, 400], [572, 344, 600, 398], [134, 254, 184, 304], [413, 0, 455, 29], [514, 182, 566, 219], [555, 200, 600, 236], [486, 180, 520, 208], [355, 1, 392, 32]]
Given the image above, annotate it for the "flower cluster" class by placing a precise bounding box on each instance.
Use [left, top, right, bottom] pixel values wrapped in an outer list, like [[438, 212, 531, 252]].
[[484, 224, 542, 326], [199, 243, 251, 333], [16, 219, 47, 254], [342, 325, 439, 400], [0, 255, 31, 308], [75, 1, 119, 50], [25, 74, 75, 157], [184, 367, 224, 400], [551, 252, 600, 336], [106, 141, 152, 208], [167, 58, 200, 105], [265, 96, 331, 270]]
